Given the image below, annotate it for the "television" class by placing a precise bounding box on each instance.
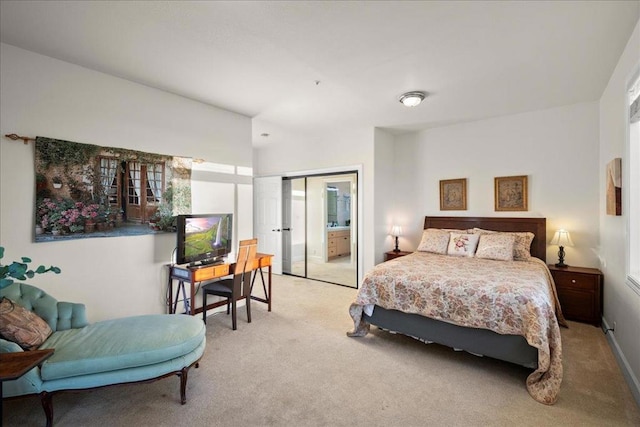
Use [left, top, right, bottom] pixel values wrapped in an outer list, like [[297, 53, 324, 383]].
[[176, 213, 233, 266]]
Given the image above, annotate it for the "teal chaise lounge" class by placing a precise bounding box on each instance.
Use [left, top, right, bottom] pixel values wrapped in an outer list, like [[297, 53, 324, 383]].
[[0, 282, 206, 426]]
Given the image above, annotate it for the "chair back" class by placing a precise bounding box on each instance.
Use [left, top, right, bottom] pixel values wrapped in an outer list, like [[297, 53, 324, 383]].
[[235, 238, 258, 275], [231, 238, 257, 297]]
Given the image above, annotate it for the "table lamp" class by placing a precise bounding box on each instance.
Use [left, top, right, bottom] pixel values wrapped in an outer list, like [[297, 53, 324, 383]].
[[391, 225, 402, 252], [549, 229, 573, 268]]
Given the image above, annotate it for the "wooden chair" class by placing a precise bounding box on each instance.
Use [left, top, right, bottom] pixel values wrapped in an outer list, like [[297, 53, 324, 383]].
[[201, 238, 258, 330]]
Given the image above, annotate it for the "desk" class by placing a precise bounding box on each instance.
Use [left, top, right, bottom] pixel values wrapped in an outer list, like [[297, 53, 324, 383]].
[[167, 253, 273, 315], [1, 348, 54, 422]]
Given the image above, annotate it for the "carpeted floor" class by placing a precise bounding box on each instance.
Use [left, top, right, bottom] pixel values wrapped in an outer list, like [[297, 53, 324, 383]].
[[293, 256, 357, 287], [4, 275, 639, 426]]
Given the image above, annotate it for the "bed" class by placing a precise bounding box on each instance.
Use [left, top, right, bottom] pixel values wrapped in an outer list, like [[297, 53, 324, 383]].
[[348, 216, 566, 405]]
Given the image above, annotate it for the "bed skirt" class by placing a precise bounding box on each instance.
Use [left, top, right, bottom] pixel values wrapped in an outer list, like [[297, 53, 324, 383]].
[[364, 305, 538, 369]]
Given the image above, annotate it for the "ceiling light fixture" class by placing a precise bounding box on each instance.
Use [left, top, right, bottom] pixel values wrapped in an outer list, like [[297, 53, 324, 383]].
[[398, 91, 426, 107]]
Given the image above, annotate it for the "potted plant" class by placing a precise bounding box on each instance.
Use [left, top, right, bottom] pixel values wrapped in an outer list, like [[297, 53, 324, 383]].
[[36, 173, 47, 192], [52, 176, 63, 189], [0, 246, 61, 290], [96, 207, 109, 231], [81, 203, 99, 233], [115, 209, 124, 226]]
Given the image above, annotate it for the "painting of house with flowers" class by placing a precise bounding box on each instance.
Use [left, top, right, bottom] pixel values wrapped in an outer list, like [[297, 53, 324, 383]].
[[34, 137, 192, 242]]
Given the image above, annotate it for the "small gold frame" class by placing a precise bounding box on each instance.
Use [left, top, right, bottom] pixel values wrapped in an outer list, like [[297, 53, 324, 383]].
[[440, 178, 467, 211], [494, 175, 528, 211]]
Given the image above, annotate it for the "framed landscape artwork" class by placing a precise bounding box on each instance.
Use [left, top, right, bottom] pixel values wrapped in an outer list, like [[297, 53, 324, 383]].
[[606, 157, 622, 216], [440, 178, 467, 211], [494, 175, 528, 211]]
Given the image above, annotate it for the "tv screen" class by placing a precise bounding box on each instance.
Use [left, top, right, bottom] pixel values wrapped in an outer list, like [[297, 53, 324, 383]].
[[176, 213, 233, 266]]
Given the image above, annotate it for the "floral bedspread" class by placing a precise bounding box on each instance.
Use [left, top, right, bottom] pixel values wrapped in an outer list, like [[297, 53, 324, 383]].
[[348, 252, 566, 405]]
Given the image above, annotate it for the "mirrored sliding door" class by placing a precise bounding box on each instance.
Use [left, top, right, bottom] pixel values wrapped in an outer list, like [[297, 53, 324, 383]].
[[283, 172, 357, 288]]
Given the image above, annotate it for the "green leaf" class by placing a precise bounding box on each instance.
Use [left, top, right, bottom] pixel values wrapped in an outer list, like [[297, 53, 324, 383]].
[[1, 248, 61, 284]]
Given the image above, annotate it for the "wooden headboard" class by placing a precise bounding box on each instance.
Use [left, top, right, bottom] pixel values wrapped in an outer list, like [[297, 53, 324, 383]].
[[423, 216, 547, 262]]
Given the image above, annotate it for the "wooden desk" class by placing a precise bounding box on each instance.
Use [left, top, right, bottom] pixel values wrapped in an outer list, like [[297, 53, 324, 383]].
[[1, 348, 54, 422], [167, 253, 273, 315]]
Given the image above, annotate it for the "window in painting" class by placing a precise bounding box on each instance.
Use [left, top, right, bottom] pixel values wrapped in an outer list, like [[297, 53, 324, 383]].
[[99, 157, 120, 207], [128, 161, 141, 206], [146, 162, 164, 204]]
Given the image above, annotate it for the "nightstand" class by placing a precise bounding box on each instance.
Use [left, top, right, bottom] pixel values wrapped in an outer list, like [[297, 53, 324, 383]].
[[385, 251, 412, 261], [548, 265, 603, 326]]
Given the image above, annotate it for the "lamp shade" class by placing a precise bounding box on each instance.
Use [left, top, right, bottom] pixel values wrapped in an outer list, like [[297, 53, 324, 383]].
[[390, 225, 402, 237], [550, 229, 574, 247]]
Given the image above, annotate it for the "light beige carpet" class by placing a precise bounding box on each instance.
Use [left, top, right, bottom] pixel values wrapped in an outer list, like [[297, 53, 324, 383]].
[[4, 275, 639, 426], [293, 256, 357, 287]]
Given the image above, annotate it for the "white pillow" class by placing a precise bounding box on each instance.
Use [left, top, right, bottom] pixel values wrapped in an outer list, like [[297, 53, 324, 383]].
[[417, 228, 450, 254], [475, 233, 515, 261], [447, 233, 480, 257]]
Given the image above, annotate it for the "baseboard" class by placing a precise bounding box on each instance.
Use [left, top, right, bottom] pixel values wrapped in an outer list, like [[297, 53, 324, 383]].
[[602, 317, 640, 407]]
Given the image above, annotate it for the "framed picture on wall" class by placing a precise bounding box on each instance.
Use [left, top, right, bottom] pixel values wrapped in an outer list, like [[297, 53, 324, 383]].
[[606, 157, 622, 215], [494, 175, 528, 211], [440, 178, 467, 211]]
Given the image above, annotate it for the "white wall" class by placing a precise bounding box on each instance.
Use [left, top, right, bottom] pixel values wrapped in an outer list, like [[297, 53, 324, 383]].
[[373, 128, 397, 264], [393, 101, 601, 268], [0, 44, 252, 321], [599, 18, 640, 403]]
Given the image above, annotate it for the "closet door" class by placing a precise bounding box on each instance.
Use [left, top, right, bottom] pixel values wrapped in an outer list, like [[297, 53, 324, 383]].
[[282, 177, 306, 277]]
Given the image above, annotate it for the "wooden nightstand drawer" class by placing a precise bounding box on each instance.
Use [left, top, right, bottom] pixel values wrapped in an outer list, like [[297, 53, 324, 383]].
[[552, 271, 598, 291], [548, 265, 603, 326]]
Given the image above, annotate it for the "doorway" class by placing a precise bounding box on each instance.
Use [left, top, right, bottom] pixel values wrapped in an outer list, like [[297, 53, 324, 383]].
[[282, 172, 358, 288]]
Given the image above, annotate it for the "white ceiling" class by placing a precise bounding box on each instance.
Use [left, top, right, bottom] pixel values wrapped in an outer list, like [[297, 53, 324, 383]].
[[1, 1, 638, 147]]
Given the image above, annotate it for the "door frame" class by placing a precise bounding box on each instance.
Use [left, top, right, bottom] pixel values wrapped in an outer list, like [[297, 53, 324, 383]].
[[282, 165, 363, 287]]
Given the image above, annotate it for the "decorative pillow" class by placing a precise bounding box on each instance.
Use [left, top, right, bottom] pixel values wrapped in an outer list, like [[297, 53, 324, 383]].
[[0, 297, 52, 350], [447, 233, 480, 257], [473, 228, 534, 261], [475, 233, 515, 261], [417, 228, 450, 254], [510, 232, 535, 260]]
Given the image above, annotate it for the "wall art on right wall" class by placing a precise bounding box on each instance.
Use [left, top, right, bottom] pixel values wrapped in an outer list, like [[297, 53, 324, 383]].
[[606, 157, 622, 216], [494, 175, 528, 211]]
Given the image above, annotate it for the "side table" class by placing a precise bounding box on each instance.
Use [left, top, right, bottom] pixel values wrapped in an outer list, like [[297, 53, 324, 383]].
[[0, 348, 54, 422], [384, 251, 413, 261], [548, 265, 603, 326]]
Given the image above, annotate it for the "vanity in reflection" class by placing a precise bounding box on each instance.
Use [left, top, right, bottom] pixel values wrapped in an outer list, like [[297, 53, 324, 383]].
[[325, 183, 352, 261], [327, 227, 351, 260]]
